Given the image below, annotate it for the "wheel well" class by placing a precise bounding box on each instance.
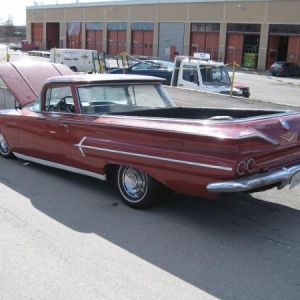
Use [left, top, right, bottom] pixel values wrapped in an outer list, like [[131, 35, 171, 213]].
[[105, 163, 164, 187], [70, 66, 77, 72], [105, 164, 119, 181]]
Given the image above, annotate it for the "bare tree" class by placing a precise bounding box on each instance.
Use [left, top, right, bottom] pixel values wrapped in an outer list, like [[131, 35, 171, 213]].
[[4, 15, 15, 41]]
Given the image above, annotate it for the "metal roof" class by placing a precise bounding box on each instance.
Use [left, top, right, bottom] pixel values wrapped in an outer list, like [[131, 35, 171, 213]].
[[26, 0, 269, 10]]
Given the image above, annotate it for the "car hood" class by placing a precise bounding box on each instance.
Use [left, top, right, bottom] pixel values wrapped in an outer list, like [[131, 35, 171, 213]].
[[0, 61, 74, 107], [233, 82, 248, 89]]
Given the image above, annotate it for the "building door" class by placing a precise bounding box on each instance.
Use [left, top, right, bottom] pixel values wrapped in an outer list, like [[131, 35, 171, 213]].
[[67, 22, 82, 49], [226, 24, 261, 68], [189, 23, 220, 60], [107, 22, 127, 56], [158, 22, 184, 61], [32, 23, 43, 50], [267, 25, 300, 69], [86, 22, 103, 52], [46, 23, 59, 49]]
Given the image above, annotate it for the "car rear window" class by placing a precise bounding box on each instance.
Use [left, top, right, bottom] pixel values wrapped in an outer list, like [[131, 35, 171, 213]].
[[273, 62, 285, 67]]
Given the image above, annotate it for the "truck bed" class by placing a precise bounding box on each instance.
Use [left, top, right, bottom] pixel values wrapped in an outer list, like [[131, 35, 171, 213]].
[[108, 106, 288, 120]]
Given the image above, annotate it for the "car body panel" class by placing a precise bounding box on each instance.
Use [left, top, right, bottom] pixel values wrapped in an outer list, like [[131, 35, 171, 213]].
[[0, 61, 74, 107]]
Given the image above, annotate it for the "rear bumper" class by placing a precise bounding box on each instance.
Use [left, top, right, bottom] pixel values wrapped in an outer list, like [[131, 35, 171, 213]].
[[206, 164, 300, 193]]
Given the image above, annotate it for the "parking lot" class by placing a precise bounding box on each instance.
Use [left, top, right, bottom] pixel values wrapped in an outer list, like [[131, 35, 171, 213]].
[[1, 44, 300, 300]]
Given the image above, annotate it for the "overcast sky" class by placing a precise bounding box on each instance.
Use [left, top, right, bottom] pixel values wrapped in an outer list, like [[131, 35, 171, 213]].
[[0, 0, 110, 26]]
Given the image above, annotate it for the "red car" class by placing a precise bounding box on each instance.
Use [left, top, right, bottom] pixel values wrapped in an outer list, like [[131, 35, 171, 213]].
[[0, 61, 300, 208]]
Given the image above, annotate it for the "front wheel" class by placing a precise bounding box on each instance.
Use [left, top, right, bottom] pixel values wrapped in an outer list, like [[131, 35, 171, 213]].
[[117, 166, 160, 209], [0, 133, 14, 158]]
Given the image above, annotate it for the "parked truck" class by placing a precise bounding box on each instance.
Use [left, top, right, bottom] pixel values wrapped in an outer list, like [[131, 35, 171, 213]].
[[9, 40, 39, 51], [171, 53, 250, 98], [49, 48, 107, 73]]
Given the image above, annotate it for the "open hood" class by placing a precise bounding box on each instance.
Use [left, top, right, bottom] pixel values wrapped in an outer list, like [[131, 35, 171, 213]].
[[0, 61, 74, 107]]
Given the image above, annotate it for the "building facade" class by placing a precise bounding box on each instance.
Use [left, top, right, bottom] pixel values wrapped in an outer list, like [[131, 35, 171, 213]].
[[26, 0, 300, 70]]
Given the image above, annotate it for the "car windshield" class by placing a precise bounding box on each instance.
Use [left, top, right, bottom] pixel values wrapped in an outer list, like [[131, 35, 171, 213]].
[[77, 83, 175, 114], [200, 65, 231, 86]]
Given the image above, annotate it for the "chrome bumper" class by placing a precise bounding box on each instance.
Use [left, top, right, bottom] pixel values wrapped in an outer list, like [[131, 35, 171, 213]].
[[207, 164, 300, 193]]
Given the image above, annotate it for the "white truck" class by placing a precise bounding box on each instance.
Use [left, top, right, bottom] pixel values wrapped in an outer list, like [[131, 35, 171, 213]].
[[49, 48, 105, 73], [171, 53, 250, 98]]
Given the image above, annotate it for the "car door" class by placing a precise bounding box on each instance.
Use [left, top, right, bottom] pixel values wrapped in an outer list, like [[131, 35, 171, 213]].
[[20, 86, 75, 166]]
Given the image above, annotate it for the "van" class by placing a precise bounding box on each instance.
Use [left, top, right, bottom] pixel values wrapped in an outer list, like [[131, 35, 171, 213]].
[[49, 48, 102, 73]]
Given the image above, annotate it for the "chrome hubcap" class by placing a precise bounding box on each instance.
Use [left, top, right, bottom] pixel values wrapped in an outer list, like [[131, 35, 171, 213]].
[[0, 134, 9, 154], [122, 167, 147, 199]]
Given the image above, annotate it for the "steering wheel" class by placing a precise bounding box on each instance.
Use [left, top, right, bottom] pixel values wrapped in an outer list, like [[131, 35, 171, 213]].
[[57, 96, 74, 113]]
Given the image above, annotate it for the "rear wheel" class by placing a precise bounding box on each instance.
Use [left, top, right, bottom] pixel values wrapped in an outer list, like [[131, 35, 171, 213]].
[[117, 166, 160, 208], [283, 70, 290, 77], [0, 133, 14, 158]]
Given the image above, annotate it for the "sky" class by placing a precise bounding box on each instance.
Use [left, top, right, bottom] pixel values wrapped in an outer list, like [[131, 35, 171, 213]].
[[0, 0, 108, 26]]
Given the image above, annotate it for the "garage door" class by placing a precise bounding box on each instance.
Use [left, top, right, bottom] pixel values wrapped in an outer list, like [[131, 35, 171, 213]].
[[158, 22, 184, 61]]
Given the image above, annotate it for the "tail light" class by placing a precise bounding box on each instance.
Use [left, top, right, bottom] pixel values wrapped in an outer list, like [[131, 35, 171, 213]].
[[237, 161, 247, 175], [247, 159, 255, 172], [237, 159, 256, 175]]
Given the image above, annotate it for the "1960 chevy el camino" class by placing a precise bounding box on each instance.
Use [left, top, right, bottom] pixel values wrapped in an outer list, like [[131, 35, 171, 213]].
[[0, 61, 300, 208]]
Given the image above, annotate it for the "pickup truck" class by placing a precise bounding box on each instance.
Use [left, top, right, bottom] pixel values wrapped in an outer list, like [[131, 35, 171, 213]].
[[9, 40, 39, 51], [0, 61, 299, 209], [171, 53, 250, 98]]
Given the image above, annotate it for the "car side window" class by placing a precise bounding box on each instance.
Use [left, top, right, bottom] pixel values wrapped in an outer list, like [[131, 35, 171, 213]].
[[132, 62, 154, 70], [182, 65, 198, 84], [45, 86, 74, 113]]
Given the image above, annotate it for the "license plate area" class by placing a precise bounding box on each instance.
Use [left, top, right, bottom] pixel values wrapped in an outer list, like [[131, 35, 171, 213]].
[[290, 172, 300, 189]]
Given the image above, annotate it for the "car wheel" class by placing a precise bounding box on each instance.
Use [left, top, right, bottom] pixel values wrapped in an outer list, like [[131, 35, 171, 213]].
[[0, 133, 14, 158], [283, 71, 290, 77], [117, 165, 160, 208], [243, 91, 250, 98]]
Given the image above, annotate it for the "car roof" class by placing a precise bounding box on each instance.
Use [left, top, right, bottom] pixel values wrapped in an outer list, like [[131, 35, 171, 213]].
[[44, 73, 165, 84]]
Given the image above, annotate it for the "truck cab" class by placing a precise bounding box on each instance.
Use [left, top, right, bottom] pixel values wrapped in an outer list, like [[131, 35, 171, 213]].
[[171, 53, 250, 97]]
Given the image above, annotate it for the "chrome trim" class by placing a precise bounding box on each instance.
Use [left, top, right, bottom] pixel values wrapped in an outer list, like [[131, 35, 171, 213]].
[[13, 153, 106, 181], [236, 133, 279, 145], [75, 137, 232, 172], [207, 164, 300, 193], [102, 110, 299, 125], [280, 134, 296, 143]]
